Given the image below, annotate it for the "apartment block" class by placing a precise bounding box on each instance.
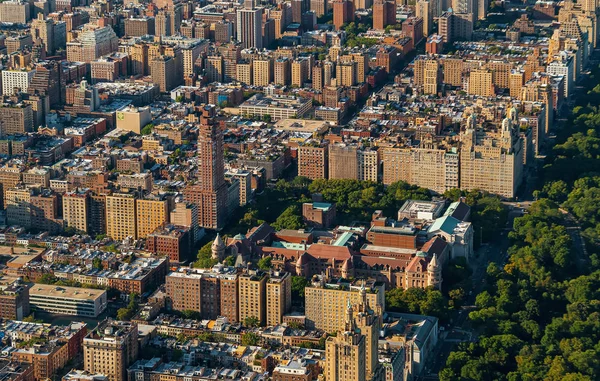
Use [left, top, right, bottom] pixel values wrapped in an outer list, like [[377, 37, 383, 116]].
[[83, 320, 139, 381], [266, 272, 292, 326], [238, 271, 267, 326], [298, 142, 328, 180]]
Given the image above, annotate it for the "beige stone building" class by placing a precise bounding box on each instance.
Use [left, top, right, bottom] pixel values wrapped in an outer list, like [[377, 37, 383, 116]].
[[304, 280, 384, 333], [238, 272, 267, 326], [266, 272, 291, 326], [136, 197, 168, 239], [459, 114, 524, 198], [105, 193, 137, 241], [63, 189, 90, 233], [253, 59, 273, 87], [382, 144, 459, 194], [468, 68, 494, 97], [236, 60, 252, 85], [83, 320, 139, 381]]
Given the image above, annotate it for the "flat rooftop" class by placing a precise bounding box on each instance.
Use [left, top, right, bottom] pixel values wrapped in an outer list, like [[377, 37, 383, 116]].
[[30, 284, 106, 300]]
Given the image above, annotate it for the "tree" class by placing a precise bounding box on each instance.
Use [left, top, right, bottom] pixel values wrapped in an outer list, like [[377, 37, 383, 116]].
[[223, 255, 236, 267], [181, 309, 201, 320], [241, 332, 261, 346], [244, 316, 260, 328], [291, 276, 310, 299], [257, 256, 272, 271], [38, 273, 57, 284], [194, 240, 218, 269], [271, 205, 304, 230], [141, 123, 154, 135], [171, 349, 183, 361], [92, 257, 103, 270], [261, 114, 272, 123], [117, 307, 134, 321]]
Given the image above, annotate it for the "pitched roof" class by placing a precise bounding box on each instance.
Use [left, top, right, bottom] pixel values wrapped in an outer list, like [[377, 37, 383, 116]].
[[444, 201, 470, 221], [306, 244, 353, 261], [428, 215, 461, 235], [421, 237, 448, 257]]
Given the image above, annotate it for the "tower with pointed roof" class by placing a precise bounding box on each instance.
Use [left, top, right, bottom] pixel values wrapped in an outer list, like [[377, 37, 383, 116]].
[[427, 253, 442, 290], [212, 233, 225, 261]]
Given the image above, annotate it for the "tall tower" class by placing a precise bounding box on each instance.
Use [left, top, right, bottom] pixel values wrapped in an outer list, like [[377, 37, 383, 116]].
[[212, 233, 225, 260], [427, 253, 442, 289], [196, 105, 227, 230], [237, 6, 263, 49]]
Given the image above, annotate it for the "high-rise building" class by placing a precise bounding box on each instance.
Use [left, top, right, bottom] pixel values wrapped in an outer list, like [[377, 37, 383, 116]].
[[266, 272, 291, 326], [382, 145, 458, 194], [238, 271, 267, 326], [190, 105, 227, 230], [292, 0, 305, 23], [0, 102, 34, 135], [237, 7, 263, 49], [305, 279, 385, 332], [236, 60, 252, 85], [291, 58, 309, 87], [373, 0, 396, 30], [2, 69, 36, 95], [66, 25, 119, 62], [417, 0, 433, 36], [129, 43, 149, 76], [31, 14, 55, 55], [155, 11, 172, 37], [460, 115, 524, 198], [136, 196, 169, 239], [333, 0, 354, 30], [105, 193, 137, 241], [298, 142, 328, 179], [338, 61, 357, 86], [274, 57, 291, 85], [358, 148, 379, 182], [0, 278, 30, 320], [83, 320, 139, 381], [329, 143, 358, 179], [0, 1, 30, 24], [182, 43, 203, 79], [424, 59, 441, 94], [63, 189, 89, 233], [205, 55, 224, 83], [468, 68, 494, 96], [29, 61, 65, 107], [5, 186, 32, 228], [325, 288, 381, 381], [124, 17, 155, 37], [253, 58, 273, 87], [220, 273, 239, 323], [166, 269, 203, 313], [313, 62, 324, 90], [442, 57, 465, 86], [310, 0, 328, 17], [151, 55, 177, 92], [89, 194, 107, 237]]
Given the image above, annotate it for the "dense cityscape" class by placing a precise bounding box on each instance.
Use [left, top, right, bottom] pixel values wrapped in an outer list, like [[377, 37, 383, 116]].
[[0, 0, 595, 380]]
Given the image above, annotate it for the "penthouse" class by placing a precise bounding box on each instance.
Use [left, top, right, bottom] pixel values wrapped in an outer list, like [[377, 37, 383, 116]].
[[239, 94, 312, 121]]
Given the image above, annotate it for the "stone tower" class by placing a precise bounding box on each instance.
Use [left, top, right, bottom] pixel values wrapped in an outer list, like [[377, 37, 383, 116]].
[[211, 233, 225, 261], [427, 253, 442, 290]]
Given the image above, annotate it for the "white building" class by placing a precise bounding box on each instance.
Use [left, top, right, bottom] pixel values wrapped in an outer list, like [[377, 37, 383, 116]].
[[2, 69, 36, 95], [29, 283, 107, 317], [547, 52, 574, 99]]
